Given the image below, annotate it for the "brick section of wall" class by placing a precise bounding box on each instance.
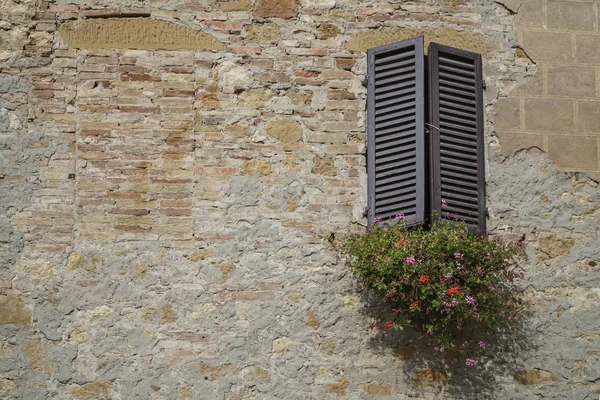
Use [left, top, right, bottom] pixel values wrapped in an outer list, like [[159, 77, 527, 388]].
[[498, 0, 600, 174]]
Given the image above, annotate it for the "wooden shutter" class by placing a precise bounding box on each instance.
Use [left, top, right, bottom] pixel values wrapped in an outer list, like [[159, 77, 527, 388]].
[[367, 37, 426, 227], [429, 43, 486, 233]]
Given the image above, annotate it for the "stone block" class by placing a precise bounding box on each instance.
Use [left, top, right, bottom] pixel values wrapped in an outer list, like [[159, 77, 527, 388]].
[[244, 159, 272, 175], [213, 0, 252, 11], [245, 23, 280, 44], [59, 18, 225, 51], [364, 382, 392, 396], [346, 27, 496, 55], [266, 119, 302, 143], [498, 132, 544, 156], [576, 35, 600, 64], [411, 369, 448, 385], [578, 101, 600, 134], [495, 98, 521, 131], [547, 66, 596, 97], [0, 295, 31, 325], [524, 99, 574, 133], [520, 31, 572, 64], [547, 1, 595, 31], [317, 24, 341, 40], [514, 370, 558, 385], [254, 0, 298, 19], [514, 0, 544, 28], [547, 135, 598, 170], [312, 156, 337, 175]]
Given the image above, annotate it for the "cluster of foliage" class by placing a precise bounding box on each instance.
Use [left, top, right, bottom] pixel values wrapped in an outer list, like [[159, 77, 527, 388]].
[[340, 217, 525, 366]]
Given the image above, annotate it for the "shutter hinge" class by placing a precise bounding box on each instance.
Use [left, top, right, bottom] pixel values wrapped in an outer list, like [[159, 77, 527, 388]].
[[485, 207, 489, 217], [363, 207, 370, 218], [482, 81, 487, 90]]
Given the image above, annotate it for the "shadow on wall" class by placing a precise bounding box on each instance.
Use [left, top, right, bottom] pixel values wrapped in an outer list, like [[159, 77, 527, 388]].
[[357, 285, 535, 398]]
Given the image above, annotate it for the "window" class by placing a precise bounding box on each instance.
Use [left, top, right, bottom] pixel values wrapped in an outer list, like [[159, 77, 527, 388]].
[[367, 36, 486, 234]]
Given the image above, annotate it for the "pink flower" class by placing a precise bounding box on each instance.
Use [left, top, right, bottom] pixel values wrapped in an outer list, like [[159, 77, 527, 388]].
[[336, 242, 343, 248], [478, 341, 486, 349], [454, 252, 464, 260], [394, 213, 405, 220], [405, 256, 416, 264], [465, 358, 476, 367], [466, 296, 476, 305], [441, 199, 448, 208], [373, 217, 382, 223]]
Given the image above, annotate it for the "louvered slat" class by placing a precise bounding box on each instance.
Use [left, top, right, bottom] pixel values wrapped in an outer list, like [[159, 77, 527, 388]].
[[429, 43, 486, 233], [367, 37, 425, 227]]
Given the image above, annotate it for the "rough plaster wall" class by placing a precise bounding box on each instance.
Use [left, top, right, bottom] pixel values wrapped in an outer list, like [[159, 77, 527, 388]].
[[0, 0, 599, 399]]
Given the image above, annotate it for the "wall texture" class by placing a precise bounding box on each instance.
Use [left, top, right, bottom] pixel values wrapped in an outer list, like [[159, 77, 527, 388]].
[[497, 0, 600, 176], [0, 0, 599, 399]]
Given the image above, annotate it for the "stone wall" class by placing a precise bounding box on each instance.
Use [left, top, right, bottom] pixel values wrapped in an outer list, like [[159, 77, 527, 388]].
[[497, 0, 600, 176], [0, 0, 599, 399]]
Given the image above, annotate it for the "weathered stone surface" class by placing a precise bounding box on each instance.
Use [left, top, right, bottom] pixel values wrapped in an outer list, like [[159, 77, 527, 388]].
[[3, 1, 600, 399], [365, 382, 393, 395], [15, 258, 54, 280], [266, 120, 302, 143], [59, 18, 225, 50], [515, 370, 558, 385], [547, 1, 594, 31], [216, 261, 236, 281], [547, 136, 598, 170], [254, 0, 298, 18], [346, 27, 496, 54], [312, 156, 337, 176], [0, 295, 31, 325], [67, 251, 85, 270], [317, 24, 341, 40], [244, 159, 272, 175], [286, 88, 312, 106], [523, 99, 574, 133], [239, 88, 276, 108], [537, 234, 576, 259], [306, 312, 319, 329], [547, 66, 596, 98], [411, 369, 448, 385], [213, 0, 252, 11], [325, 379, 350, 395], [245, 23, 280, 44], [0, 379, 16, 395], [520, 31, 572, 64], [72, 382, 113, 399]]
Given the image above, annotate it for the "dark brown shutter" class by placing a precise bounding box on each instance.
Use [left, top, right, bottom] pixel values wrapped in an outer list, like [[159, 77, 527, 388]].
[[429, 43, 486, 233], [367, 37, 426, 227]]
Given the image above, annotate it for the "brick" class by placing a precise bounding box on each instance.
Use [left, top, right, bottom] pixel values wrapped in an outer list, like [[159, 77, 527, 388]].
[[495, 98, 521, 131], [547, 1, 595, 31], [547, 136, 598, 170], [512, 0, 544, 28], [547, 66, 596, 98], [520, 31, 572, 64], [498, 132, 545, 156], [286, 48, 328, 57], [578, 101, 600, 134], [524, 99, 574, 133]]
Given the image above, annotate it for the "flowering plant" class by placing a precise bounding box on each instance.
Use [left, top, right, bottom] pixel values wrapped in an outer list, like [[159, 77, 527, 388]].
[[340, 218, 525, 365]]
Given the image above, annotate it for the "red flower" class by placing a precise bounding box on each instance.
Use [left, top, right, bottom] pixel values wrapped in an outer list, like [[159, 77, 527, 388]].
[[385, 321, 393, 329], [396, 239, 408, 247], [410, 300, 420, 307], [448, 286, 461, 295], [369, 322, 376, 330], [440, 277, 448, 283], [419, 275, 430, 283]]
